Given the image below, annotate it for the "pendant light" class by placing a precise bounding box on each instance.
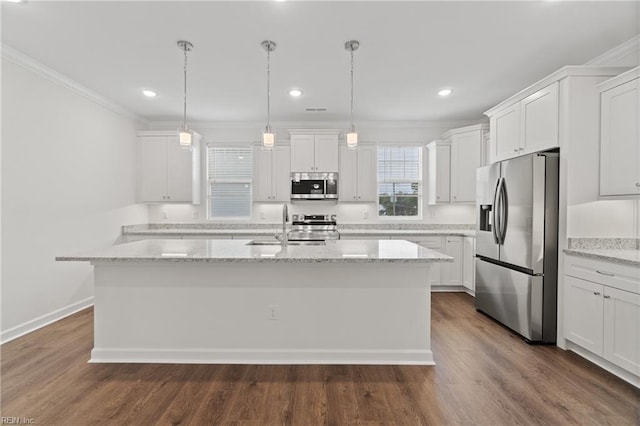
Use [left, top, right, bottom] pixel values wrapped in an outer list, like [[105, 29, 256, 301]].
[[262, 40, 277, 149], [345, 40, 360, 149], [177, 40, 194, 148]]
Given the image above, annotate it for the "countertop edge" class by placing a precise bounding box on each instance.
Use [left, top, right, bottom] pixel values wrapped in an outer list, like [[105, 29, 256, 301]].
[[563, 249, 640, 267]]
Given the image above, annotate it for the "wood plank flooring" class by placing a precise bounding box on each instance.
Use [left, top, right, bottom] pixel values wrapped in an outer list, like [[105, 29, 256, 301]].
[[1, 293, 638, 425]]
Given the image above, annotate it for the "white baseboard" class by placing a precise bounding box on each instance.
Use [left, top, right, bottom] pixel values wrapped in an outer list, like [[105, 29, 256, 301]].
[[90, 348, 435, 365], [1, 297, 94, 345], [566, 341, 639, 389]]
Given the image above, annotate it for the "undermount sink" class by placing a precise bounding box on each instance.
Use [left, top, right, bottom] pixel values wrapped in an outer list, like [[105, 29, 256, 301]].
[[246, 240, 326, 246]]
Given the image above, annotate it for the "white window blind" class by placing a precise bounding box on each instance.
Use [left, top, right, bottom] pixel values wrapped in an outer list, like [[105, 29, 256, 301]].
[[207, 146, 252, 218], [377, 146, 422, 217]]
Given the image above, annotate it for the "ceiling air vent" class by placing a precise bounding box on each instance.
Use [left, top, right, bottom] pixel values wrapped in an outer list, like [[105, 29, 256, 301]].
[[305, 107, 327, 112]]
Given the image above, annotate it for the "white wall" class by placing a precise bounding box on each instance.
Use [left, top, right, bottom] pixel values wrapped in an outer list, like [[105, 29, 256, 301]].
[[146, 121, 479, 224], [1, 57, 148, 342]]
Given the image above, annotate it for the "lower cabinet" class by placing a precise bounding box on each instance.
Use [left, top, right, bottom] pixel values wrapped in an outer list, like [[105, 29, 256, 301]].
[[407, 236, 465, 289], [462, 236, 475, 293], [565, 255, 640, 379]]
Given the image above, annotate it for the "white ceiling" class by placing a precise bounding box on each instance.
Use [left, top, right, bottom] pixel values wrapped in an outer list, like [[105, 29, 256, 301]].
[[2, 1, 639, 124]]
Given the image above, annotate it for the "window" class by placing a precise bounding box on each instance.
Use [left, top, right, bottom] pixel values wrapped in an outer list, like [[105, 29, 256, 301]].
[[207, 146, 252, 219], [377, 146, 422, 218]]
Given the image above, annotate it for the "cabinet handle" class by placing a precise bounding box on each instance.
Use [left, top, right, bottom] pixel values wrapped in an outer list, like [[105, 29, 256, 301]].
[[513, 149, 519, 153], [593, 292, 601, 296], [596, 270, 615, 277], [603, 295, 611, 299], [519, 148, 524, 151]]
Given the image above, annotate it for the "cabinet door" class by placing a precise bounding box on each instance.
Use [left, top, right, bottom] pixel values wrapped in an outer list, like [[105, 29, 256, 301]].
[[166, 138, 194, 202], [491, 103, 521, 162], [139, 136, 168, 202], [520, 82, 559, 154], [272, 146, 291, 201], [339, 146, 358, 201], [314, 135, 339, 172], [253, 147, 273, 201], [290, 135, 316, 172], [600, 78, 640, 197], [603, 287, 640, 374], [356, 147, 377, 202], [451, 131, 481, 203], [411, 237, 443, 287], [462, 237, 475, 292], [442, 237, 463, 286], [566, 275, 604, 355], [427, 143, 450, 204]]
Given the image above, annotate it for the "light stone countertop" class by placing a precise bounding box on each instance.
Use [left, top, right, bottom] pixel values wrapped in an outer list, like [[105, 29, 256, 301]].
[[57, 238, 454, 264], [122, 228, 475, 238], [563, 248, 640, 267]]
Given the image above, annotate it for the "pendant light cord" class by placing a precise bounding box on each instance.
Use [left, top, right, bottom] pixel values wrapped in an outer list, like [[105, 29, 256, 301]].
[[266, 48, 271, 132], [183, 47, 188, 130], [350, 48, 354, 132]]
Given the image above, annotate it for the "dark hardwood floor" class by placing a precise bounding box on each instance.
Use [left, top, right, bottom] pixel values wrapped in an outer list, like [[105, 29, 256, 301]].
[[1, 293, 638, 425]]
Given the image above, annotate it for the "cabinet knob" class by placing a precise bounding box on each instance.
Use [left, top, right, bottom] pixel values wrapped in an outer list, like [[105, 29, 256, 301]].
[[603, 295, 611, 299], [513, 149, 519, 153], [635, 182, 640, 187], [593, 291, 601, 296], [453, 196, 457, 199]]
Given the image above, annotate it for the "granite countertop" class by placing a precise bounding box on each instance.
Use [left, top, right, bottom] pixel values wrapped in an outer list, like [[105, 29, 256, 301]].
[[122, 224, 476, 238], [57, 239, 454, 264], [563, 238, 640, 267]]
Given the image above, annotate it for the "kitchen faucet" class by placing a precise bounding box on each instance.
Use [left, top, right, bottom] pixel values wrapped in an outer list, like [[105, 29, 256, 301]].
[[276, 203, 289, 246]]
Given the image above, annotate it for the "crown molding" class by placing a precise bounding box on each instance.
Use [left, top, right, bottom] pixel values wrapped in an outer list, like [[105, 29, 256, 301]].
[[585, 35, 640, 66], [2, 44, 148, 124]]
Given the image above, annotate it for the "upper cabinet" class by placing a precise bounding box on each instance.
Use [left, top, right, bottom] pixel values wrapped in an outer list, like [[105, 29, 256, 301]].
[[339, 145, 377, 202], [599, 67, 640, 198], [489, 82, 559, 162], [427, 124, 487, 205], [138, 131, 201, 204], [253, 145, 291, 202], [289, 130, 340, 172]]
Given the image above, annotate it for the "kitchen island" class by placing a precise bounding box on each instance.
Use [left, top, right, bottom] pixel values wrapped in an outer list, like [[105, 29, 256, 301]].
[[57, 239, 451, 365]]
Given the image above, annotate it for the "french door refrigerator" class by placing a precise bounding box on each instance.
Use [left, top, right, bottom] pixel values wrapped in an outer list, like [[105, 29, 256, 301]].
[[475, 152, 559, 343]]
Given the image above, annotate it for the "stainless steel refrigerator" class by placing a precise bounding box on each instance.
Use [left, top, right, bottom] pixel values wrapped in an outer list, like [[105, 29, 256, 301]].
[[475, 152, 559, 343]]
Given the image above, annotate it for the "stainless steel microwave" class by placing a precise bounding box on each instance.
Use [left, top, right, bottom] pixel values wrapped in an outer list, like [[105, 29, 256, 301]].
[[290, 172, 338, 200]]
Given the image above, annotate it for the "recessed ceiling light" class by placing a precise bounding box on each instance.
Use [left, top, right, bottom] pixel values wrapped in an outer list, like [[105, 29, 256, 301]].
[[142, 90, 157, 98], [7, 0, 26, 3], [438, 89, 453, 97], [289, 89, 303, 97]]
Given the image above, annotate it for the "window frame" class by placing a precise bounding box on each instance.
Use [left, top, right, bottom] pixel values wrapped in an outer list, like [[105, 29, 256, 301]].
[[376, 143, 423, 220], [206, 144, 253, 221]]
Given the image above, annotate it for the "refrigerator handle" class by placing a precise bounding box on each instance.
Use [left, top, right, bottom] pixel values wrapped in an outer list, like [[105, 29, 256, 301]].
[[492, 177, 502, 244], [499, 178, 509, 245], [491, 178, 502, 244]]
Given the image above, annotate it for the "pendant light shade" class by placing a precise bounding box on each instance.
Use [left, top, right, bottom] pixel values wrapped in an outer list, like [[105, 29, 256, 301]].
[[262, 40, 277, 149], [345, 40, 360, 149], [177, 40, 193, 148]]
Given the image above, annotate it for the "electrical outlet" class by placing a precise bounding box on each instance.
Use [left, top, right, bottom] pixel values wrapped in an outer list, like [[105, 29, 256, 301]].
[[363, 211, 369, 220], [192, 211, 199, 219], [260, 211, 266, 220], [162, 210, 168, 220], [268, 304, 278, 320]]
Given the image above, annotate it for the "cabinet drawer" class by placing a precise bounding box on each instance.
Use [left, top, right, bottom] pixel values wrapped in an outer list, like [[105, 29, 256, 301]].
[[407, 236, 443, 249], [565, 255, 640, 294]]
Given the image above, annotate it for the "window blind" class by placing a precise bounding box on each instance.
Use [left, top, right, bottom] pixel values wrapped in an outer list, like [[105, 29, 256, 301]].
[[377, 146, 421, 217], [207, 147, 252, 218]]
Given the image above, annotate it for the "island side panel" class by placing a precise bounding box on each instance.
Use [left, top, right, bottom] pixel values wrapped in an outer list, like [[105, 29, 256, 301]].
[[91, 261, 433, 365]]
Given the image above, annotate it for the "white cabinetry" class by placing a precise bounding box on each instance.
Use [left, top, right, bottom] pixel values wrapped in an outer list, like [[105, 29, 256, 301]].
[[428, 124, 487, 205], [565, 254, 640, 381], [462, 236, 475, 293], [409, 236, 464, 290], [489, 82, 559, 163], [253, 145, 291, 202], [289, 130, 340, 172], [426, 141, 450, 204], [138, 131, 201, 203], [599, 67, 640, 198], [339, 145, 376, 202]]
